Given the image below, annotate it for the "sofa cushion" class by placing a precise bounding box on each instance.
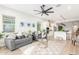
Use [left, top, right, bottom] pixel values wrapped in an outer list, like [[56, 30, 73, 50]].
[[15, 39, 26, 45], [7, 33, 16, 40]]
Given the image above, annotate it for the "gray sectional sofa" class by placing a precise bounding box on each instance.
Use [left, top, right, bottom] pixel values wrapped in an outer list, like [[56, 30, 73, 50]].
[[5, 35, 32, 51], [4, 31, 47, 51]]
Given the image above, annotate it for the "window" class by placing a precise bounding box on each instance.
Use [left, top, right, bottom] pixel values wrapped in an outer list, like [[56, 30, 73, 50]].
[[3, 15, 15, 32]]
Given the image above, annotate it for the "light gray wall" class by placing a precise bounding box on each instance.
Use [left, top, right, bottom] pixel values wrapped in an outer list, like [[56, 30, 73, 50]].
[[0, 5, 43, 33], [63, 21, 79, 31]]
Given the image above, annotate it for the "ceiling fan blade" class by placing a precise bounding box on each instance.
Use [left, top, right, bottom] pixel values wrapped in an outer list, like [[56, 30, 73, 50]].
[[34, 10, 41, 12], [47, 11, 54, 13], [41, 13, 43, 16], [40, 6, 44, 11], [45, 13, 49, 16], [45, 7, 53, 12]]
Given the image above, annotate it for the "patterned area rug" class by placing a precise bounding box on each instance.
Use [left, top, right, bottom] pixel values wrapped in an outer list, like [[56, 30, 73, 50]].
[[30, 40, 66, 55]]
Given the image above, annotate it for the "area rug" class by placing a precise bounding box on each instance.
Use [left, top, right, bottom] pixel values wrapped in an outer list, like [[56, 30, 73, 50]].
[[30, 40, 66, 55]]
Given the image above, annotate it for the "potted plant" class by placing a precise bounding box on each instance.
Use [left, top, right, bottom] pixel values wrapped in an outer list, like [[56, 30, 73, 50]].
[[0, 33, 4, 47], [0, 33, 3, 39], [58, 25, 64, 31]]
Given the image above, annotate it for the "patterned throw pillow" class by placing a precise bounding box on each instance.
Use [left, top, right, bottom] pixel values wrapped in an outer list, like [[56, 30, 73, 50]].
[[7, 33, 16, 40]]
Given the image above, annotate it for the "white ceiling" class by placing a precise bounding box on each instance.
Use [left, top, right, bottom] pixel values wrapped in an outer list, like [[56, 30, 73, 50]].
[[1, 4, 79, 22]]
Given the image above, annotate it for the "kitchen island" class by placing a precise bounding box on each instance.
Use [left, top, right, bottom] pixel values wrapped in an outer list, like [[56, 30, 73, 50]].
[[54, 31, 67, 40]]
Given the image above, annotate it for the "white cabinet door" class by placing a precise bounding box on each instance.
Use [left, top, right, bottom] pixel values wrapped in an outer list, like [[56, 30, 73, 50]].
[[54, 31, 66, 40]]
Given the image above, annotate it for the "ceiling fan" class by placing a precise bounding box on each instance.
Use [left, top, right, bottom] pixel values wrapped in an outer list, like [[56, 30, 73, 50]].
[[34, 5, 54, 16], [34, 4, 66, 20]]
